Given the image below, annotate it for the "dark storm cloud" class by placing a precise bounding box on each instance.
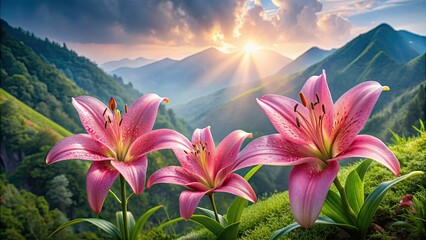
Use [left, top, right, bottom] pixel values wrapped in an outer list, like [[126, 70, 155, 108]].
[[1, 0, 243, 44]]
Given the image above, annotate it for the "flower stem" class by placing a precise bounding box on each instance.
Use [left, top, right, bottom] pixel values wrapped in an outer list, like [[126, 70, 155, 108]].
[[109, 189, 122, 204], [333, 177, 357, 221], [120, 175, 129, 240], [208, 194, 220, 223]]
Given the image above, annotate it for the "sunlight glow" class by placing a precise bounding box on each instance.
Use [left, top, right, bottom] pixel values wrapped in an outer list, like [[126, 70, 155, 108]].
[[244, 43, 260, 53]]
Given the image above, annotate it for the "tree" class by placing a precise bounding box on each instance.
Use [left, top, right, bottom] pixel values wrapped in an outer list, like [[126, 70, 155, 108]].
[[46, 174, 73, 212]]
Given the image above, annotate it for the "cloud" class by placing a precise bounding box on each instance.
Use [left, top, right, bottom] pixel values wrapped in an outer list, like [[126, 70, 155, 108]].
[[1, 0, 244, 45], [1, 0, 352, 50], [234, 0, 352, 46]]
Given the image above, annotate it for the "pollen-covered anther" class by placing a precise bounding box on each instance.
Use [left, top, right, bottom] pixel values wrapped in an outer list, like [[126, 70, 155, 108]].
[[299, 92, 307, 107], [383, 86, 390, 91], [109, 97, 117, 111], [296, 117, 301, 128]]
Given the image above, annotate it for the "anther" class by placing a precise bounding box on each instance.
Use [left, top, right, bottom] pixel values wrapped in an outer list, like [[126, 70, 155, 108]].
[[124, 104, 128, 113], [104, 121, 108, 129], [102, 108, 107, 116], [294, 103, 299, 112], [299, 92, 307, 107], [109, 97, 117, 111], [119, 119, 123, 126], [322, 104, 326, 114], [192, 144, 196, 148], [310, 102, 315, 110], [108, 116, 112, 123], [315, 93, 320, 104], [296, 117, 301, 128], [184, 150, 188, 154]]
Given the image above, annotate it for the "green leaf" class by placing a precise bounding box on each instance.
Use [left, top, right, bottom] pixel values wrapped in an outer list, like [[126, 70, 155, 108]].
[[116, 211, 135, 239], [315, 216, 358, 232], [323, 190, 355, 225], [270, 217, 358, 240], [215, 222, 240, 240], [243, 164, 263, 181], [130, 205, 163, 240], [197, 207, 227, 226], [48, 218, 120, 239], [156, 217, 184, 230], [357, 171, 424, 239], [189, 214, 224, 236], [345, 170, 364, 214], [226, 165, 262, 224], [270, 222, 300, 240], [356, 159, 373, 181]]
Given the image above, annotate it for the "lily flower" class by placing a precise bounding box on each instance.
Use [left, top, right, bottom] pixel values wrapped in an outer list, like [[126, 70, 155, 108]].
[[233, 70, 400, 227], [147, 127, 257, 220], [46, 94, 184, 213]]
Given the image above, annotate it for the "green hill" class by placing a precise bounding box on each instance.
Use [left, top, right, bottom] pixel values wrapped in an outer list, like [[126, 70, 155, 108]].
[[0, 88, 72, 137], [177, 127, 426, 240]]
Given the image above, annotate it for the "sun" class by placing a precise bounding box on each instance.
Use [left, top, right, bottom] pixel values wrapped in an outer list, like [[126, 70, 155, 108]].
[[243, 43, 260, 53]]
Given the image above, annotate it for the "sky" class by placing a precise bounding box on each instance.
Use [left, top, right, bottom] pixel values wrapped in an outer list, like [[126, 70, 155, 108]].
[[1, 0, 425, 63]]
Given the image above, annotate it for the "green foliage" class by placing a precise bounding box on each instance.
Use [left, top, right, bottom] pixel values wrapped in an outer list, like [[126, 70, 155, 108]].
[[0, 175, 98, 240], [46, 175, 73, 211]]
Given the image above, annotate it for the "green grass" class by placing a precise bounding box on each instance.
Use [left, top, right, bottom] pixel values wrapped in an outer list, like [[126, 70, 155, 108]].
[[0, 88, 72, 137], [176, 129, 426, 239]]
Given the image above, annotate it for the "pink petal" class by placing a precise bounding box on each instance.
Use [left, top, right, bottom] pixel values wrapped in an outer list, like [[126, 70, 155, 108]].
[[331, 81, 386, 155], [172, 149, 207, 180], [86, 161, 119, 213], [300, 70, 334, 136], [214, 173, 257, 203], [233, 134, 319, 171], [257, 95, 309, 144], [179, 190, 208, 220], [214, 130, 252, 177], [46, 134, 114, 165], [111, 156, 148, 194], [191, 127, 215, 151], [191, 127, 216, 171], [121, 94, 167, 143], [289, 160, 339, 228], [129, 129, 193, 159], [147, 166, 208, 191], [336, 135, 400, 176], [72, 97, 115, 150]]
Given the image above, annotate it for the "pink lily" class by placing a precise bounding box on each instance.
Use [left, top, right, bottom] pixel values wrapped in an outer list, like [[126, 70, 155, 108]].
[[147, 126, 257, 220], [234, 70, 400, 227], [46, 94, 184, 213]]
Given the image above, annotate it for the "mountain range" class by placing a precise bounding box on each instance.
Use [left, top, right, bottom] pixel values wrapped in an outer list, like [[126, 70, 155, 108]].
[[112, 47, 292, 104], [100, 56, 156, 72], [179, 23, 426, 140], [173, 46, 336, 122]]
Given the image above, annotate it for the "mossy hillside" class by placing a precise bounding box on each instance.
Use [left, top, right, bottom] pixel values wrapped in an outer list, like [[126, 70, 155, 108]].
[[178, 130, 426, 239], [0, 88, 72, 137]]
